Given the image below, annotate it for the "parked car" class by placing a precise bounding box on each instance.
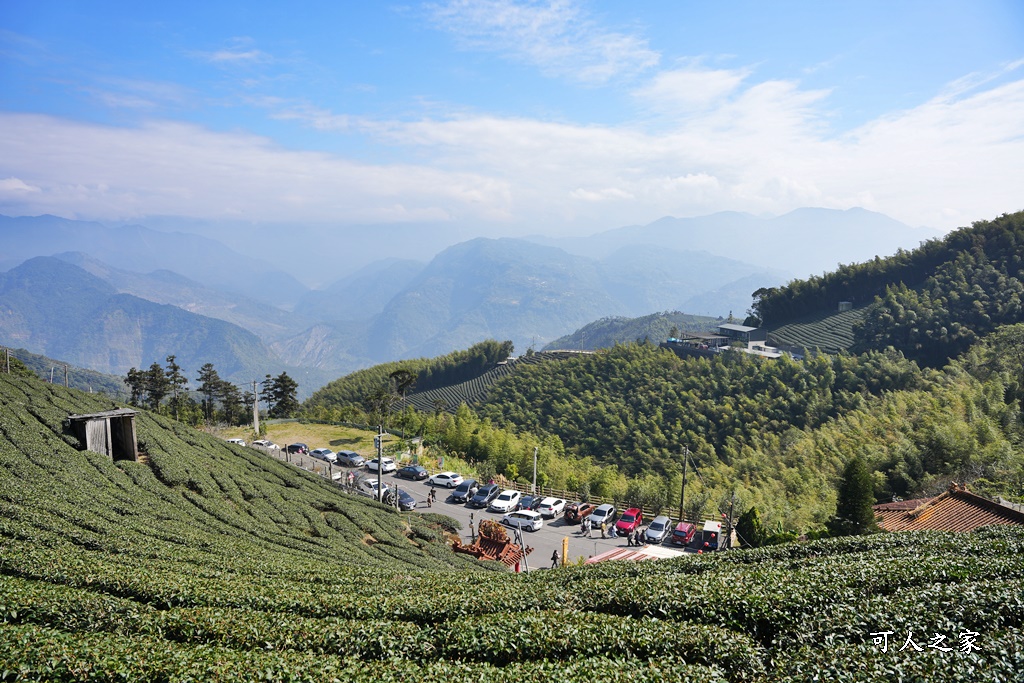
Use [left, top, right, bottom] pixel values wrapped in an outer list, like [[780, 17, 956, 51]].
[[536, 497, 566, 519], [585, 504, 617, 531], [427, 471, 464, 488], [451, 479, 479, 503], [501, 510, 543, 532], [393, 488, 417, 511], [311, 448, 338, 464], [225, 438, 246, 447], [355, 478, 389, 500], [563, 502, 596, 524], [670, 522, 697, 547], [366, 457, 397, 474], [615, 507, 644, 534], [286, 443, 309, 455], [335, 450, 365, 467], [644, 515, 673, 544], [251, 439, 277, 449], [396, 465, 429, 481], [488, 490, 521, 513], [517, 494, 539, 511], [468, 483, 501, 508]]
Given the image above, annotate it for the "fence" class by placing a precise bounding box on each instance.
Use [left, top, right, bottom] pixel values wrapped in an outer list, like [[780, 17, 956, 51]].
[[252, 444, 709, 526]]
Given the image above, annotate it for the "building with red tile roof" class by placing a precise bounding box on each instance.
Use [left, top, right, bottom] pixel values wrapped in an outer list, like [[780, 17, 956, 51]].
[[873, 482, 1024, 533]]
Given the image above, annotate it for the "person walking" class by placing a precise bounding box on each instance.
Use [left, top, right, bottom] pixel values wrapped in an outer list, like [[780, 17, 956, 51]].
[[550, 550, 559, 569], [600, 521, 607, 539], [585, 518, 592, 538]]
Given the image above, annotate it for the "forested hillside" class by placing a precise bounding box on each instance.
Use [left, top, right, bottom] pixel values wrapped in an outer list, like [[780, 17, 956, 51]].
[[305, 340, 514, 419], [753, 211, 1024, 368], [543, 311, 722, 351], [1, 373, 1021, 681]]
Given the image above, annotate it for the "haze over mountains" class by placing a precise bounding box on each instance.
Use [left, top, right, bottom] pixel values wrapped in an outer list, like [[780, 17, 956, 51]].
[[0, 208, 937, 393]]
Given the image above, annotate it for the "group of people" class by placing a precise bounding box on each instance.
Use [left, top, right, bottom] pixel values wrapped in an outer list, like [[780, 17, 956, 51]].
[[578, 518, 646, 546]]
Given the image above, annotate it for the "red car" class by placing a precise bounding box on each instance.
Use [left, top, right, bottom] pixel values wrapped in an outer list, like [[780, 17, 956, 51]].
[[615, 507, 644, 534]]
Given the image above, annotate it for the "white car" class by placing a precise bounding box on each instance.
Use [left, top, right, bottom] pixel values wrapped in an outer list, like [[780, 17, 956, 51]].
[[366, 457, 397, 473], [502, 510, 543, 532], [311, 448, 338, 463], [251, 439, 278, 449], [225, 438, 246, 447], [536, 497, 566, 519], [427, 471, 464, 488], [488, 490, 522, 513], [356, 478, 390, 500]]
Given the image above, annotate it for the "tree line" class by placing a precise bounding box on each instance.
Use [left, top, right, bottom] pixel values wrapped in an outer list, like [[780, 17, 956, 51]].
[[749, 211, 1024, 346], [124, 356, 298, 426]]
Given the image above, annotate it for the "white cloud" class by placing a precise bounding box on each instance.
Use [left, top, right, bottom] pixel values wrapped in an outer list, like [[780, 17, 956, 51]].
[[633, 63, 751, 114], [426, 0, 659, 84], [0, 177, 40, 194], [0, 114, 512, 224], [1, 64, 1022, 235]]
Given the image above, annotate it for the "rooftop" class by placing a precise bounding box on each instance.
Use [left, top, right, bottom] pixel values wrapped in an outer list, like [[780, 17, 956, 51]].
[[874, 483, 1024, 533]]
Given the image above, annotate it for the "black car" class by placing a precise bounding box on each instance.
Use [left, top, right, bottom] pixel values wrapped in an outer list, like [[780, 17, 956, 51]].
[[451, 478, 479, 504], [396, 465, 429, 481], [286, 443, 309, 455], [395, 488, 417, 511], [468, 483, 501, 509], [517, 494, 542, 511]]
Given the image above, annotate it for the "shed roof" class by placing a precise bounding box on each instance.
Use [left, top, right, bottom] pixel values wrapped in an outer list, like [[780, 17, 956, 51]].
[[718, 323, 759, 333], [67, 408, 137, 422], [873, 484, 1024, 533]]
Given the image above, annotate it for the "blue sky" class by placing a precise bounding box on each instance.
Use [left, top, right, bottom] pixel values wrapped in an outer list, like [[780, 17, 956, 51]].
[[1, 0, 1022, 238]]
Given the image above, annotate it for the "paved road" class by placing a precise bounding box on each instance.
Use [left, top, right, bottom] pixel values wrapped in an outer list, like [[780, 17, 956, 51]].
[[366, 470, 653, 570], [258, 451, 704, 569]]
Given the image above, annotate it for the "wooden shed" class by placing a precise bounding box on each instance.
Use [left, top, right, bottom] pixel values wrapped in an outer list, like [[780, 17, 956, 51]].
[[66, 409, 139, 462]]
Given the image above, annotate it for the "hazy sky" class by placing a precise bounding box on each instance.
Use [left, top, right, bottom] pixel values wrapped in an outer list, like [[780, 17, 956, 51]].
[[1, 1, 1022, 238]]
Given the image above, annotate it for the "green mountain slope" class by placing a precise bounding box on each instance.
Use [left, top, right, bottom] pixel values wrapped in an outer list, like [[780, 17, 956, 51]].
[[544, 311, 723, 351], [1, 374, 1022, 681], [0, 256, 291, 384]]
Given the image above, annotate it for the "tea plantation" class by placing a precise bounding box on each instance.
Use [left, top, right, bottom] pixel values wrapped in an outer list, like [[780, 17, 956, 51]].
[[1, 373, 1022, 681]]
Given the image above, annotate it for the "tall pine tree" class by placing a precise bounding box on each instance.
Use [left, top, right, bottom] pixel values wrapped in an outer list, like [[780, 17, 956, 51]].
[[828, 456, 879, 536]]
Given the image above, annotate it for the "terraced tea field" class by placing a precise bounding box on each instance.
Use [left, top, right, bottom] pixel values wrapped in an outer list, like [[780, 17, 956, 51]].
[[768, 306, 868, 354], [1, 373, 1021, 681]]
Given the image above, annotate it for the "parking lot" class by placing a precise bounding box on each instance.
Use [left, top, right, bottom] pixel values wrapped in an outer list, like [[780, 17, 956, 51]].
[[356, 468, 698, 569], [257, 446, 708, 569]]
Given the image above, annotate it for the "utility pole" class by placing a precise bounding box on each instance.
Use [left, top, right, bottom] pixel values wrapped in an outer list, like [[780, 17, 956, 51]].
[[678, 446, 689, 522], [376, 425, 383, 503], [64, 365, 68, 387], [532, 446, 538, 495], [723, 490, 738, 550], [252, 380, 260, 437], [5, 348, 10, 374]]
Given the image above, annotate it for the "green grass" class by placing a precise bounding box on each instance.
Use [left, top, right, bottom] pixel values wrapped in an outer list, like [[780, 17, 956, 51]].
[[1, 372, 1022, 681]]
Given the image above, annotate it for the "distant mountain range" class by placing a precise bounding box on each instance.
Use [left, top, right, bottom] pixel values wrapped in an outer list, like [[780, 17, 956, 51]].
[[528, 207, 939, 279], [1, 207, 934, 392]]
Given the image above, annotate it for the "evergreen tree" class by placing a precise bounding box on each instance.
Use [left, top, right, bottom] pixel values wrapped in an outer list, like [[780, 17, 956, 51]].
[[263, 372, 299, 418], [219, 381, 245, 425], [735, 506, 766, 548], [164, 355, 189, 421], [828, 456, 879, 536], [197, 363, 221, 423], [125, 367, 145, 405], [144, 361, 171, 412]]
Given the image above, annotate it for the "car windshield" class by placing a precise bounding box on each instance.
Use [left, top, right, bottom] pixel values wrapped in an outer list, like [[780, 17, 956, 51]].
[[650, 521, 665, 531], [621, 513, 635, 523], [498, 494, 512, 501]]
